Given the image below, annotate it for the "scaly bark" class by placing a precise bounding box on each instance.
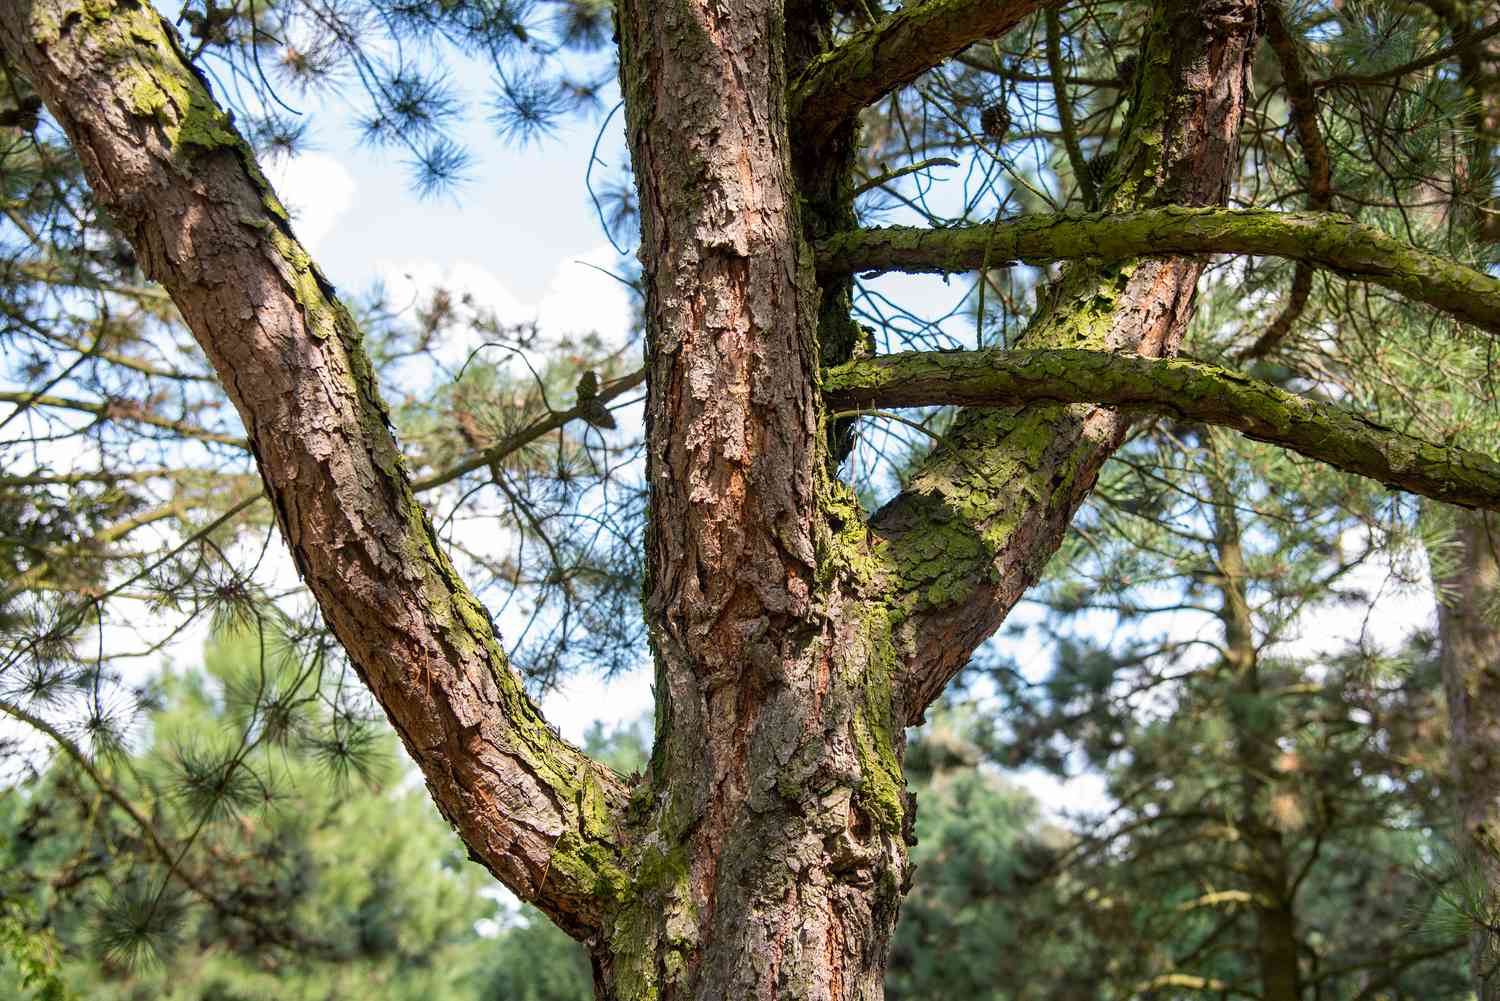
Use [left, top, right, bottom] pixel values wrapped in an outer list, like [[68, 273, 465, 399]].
[[613, 2, 906, 997], [0, 0, 629, 939]]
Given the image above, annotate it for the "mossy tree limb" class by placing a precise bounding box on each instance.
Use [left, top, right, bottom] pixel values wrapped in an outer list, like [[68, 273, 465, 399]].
[[788, 0, 1057, 152], [826, 348, 1500, 511], [869, 0, 1262, 723], [818, 207, 1500, 336], [0, 0, 629, 939]]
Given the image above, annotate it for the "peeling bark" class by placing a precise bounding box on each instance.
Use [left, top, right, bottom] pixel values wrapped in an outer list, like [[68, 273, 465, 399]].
[[25, 0, 1499, 998], [613, 2, 905, 997]]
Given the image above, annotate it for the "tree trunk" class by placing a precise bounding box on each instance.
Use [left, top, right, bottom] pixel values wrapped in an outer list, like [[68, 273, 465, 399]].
[[1212, 468, 1303, 1001], [2, 0, 1259, 998], [1433, 508, 1500, 998], [606, 1, 1258, 996], [606, 3, 909, 995]]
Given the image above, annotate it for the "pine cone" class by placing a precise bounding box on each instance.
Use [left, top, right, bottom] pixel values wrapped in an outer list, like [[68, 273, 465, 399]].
[[980, 102, 1011, 140], [1087, 150, 1118, 192]]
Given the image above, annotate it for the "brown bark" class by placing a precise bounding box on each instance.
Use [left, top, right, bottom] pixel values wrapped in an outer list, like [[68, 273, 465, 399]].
[[0, 0, 628, 940], [1433, 509, 1500, 998], [611, 2, 908, 997]]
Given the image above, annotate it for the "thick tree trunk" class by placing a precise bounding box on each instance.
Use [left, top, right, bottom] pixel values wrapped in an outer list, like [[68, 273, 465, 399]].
[[1433, 508, 1500, 999], [610, 2, 1259, 998], [608, 4, 908, 997]]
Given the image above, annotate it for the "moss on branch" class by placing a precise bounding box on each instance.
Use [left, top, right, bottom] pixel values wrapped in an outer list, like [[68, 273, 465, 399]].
[[817, 207, 1500, 336], [789, 0, 1056, 150], [826, 348, 1500, 510]]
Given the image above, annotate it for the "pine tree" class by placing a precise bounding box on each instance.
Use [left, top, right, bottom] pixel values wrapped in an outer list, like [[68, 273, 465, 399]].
[[4, 2, 1500, 998]]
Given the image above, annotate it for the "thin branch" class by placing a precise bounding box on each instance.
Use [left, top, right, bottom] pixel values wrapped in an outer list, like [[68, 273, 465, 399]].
[[1248, 2, 1335, 359], [1315, 17, 1500, 90], [412, 368, 646, 492], [789, 0, 1058, 151], [1044, 8, 1094, 208], [0, 696, 335, 955]]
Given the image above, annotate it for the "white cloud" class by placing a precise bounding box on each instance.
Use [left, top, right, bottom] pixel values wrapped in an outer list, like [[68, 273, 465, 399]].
[[375, 249, 638, 374], [535, 245, 636, 350], [262, 152, 356, 254]]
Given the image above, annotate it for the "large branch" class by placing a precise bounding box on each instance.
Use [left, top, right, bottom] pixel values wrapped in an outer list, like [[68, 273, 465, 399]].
[[869, 0, 1261, 724], [818, 207, 1500, 337], [789, 0, 1056, 150], [827, 348, 1500, 511], [0, 0, 627, 938]]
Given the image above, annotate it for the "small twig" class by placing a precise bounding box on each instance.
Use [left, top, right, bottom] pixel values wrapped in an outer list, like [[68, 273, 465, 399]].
[[852, 156, 959, 197]]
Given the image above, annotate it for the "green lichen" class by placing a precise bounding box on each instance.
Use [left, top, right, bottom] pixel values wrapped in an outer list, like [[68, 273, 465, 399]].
[[602, 838, 698, 1001]]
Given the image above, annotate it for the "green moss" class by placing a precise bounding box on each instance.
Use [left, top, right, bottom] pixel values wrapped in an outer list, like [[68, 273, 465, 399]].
[[549, 831, 632, 906], [847, 608, 906, 833]]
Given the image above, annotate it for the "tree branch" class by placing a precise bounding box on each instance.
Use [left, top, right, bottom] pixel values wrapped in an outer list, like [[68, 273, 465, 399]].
[[827, 348, 1500, 511], [0, 0, 628, 938], [1315, 17, 1500, 90], [789, 0, 1057, 151], [1248, 2, 1334, 359], [865, 0, 1262, 725], [818, 207, 1500, 336], [412, 368, 645, 491]]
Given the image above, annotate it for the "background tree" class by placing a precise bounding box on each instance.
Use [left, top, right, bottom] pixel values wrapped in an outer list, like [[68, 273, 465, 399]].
[[4, 1, 1500, 999], [971, 425, 1467, 999]]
